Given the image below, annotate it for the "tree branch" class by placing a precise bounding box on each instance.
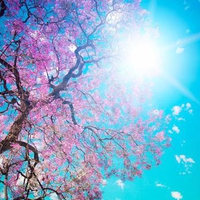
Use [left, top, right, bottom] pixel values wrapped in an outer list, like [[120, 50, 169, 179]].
[[63, 100, 77, 125], [0, 0, 6, 17]]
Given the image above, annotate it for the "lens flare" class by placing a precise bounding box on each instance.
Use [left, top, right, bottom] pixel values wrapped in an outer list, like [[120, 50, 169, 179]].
[[123, 37, 161, 77]]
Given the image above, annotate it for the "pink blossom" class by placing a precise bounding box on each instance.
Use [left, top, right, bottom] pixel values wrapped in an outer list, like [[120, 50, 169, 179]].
[[155, 131, 165, 142]]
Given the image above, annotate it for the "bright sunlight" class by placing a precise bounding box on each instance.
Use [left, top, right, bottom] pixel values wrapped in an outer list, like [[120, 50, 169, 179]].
[[122, 36, 162, 78]]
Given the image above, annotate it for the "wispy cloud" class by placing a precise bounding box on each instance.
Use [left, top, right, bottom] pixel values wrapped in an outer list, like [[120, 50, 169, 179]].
[[175, 155, 195, 164], [177, 117, 185, 121], [155, 182, 167, 188], [175, 154, 195, 175]]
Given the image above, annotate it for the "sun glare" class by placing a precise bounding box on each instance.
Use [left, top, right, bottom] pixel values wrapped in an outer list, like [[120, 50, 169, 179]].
[[123, 37, 161, 77]]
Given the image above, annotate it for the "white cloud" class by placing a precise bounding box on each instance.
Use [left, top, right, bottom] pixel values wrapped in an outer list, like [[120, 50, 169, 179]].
[[175, 154, 195, 164], [172, 106, 182, 115], [175, 154, 195, 175], [155, 182, 166, 188], [177, 117, 185, 121], [172, 125, 180, 134], [179, 172, 186, 175], [181, 140, 186, 147], [176, 47, 184, 54], [186, 157, 195, 163], [186, 103, 191, 109], [171, 191, 183, 200], [116, 179, 124, 189], [168, 130, 173, 134], [188, 109, 193, 114], [175, 155, 181, 163], [181, 155, 195, 163]]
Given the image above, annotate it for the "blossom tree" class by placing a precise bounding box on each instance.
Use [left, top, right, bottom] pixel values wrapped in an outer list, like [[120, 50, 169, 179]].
[[0, 0, 170, 199]]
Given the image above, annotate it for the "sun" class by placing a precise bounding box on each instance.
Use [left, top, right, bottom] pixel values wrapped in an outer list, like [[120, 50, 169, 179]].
[[122, 36, 162, 78]]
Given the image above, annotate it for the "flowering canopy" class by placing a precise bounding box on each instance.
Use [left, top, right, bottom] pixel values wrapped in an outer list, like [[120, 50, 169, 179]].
[[0, 0, 170, 199]]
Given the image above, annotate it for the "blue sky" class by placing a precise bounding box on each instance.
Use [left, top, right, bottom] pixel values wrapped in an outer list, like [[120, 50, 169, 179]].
[[0, 1, 199, 199], [102, 0, 200, 199]]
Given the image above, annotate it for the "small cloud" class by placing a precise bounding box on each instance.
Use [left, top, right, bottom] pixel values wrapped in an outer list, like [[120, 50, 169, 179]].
[[176, 47, 184, 54], [171, 191, 183, 200], [181, 140, 186, 147], [186, 103, 191, 109], [116, 179, 124, 189], [172, 125, 180, 134], [187, 157, 195, 163], [168, 130, 173, 134], [155, 182, 166, 188], [174, 103, 193, 115], [175, 154, 195, 164], [175, 154, 195, 174], [175, 155, 181, 163], [179, 172, 186, 175], [177, 117, 185, 121], [188, 109, 193, 114], [182, 156, 195, 164], [172, 106, 182, 115]]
